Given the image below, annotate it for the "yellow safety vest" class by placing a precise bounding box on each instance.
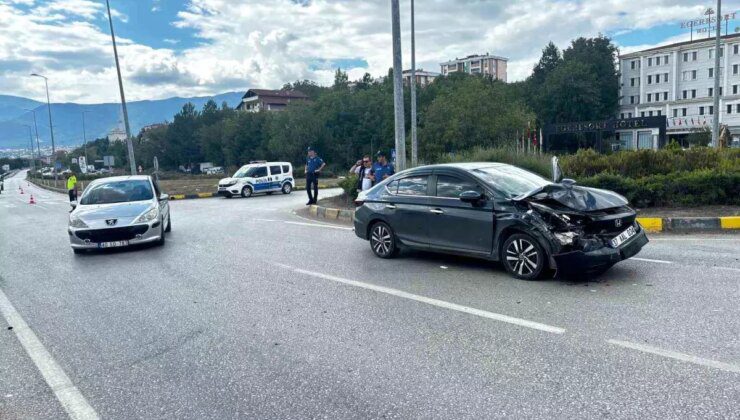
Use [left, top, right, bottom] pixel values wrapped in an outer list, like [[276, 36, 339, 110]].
[[67, 175, 77, 190]]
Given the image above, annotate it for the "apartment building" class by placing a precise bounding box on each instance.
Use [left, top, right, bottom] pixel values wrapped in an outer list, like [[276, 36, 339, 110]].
[[619, 33, 740, 148], [402, 69, 440, 87], [439, 54, 507, 81]]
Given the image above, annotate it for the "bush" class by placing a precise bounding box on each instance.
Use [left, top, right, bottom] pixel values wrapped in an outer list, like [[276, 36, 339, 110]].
[[578, 169, 740, 207], [338, 174, 359, 201]]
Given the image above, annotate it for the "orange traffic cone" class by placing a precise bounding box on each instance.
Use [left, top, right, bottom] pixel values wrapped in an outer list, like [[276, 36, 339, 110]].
[[29, 195, 35, 204]]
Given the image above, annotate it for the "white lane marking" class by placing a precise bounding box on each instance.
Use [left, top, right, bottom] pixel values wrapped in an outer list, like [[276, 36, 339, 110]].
[[631, 257, 673, 264], [272, 262, 566, 334], [0, 288, 100, 420], [255, 218, 353, 231], [650, 238, 739, 241], [607, 339, 740, 374]]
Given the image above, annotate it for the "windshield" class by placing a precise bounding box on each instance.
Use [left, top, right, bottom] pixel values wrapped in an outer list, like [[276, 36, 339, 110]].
[[472, 166, 552, 198], [233, 165, 259, 178], [80, 180, 154, 205]]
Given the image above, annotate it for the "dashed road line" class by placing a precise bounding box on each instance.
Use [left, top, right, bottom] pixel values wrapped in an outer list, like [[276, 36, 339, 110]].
[[630, 257, 673, 264], [0, 288, 100, 420], [607, 339, 740, 374], [272, 262, 566, 334], [255, 218, 353, 231]]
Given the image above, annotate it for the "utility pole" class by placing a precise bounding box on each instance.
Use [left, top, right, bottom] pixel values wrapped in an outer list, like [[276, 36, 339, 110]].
[[712, 0, 722, 148], [29, 74, 55, 158], [24, 125, 35, 170], [106, 0, 137, 174], [391, 0, 406, 170], [410, 0, 418, 167], [24, 109, 41, 159], [82, 111, 91, 170]]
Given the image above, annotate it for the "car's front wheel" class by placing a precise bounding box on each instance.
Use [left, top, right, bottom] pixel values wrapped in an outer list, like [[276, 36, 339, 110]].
[[501, 233, 545, 280], [241, 186, 253, 198], [156, 220, 166, 246], [165, 214, 171, 232], [369, 221, 398, 258]]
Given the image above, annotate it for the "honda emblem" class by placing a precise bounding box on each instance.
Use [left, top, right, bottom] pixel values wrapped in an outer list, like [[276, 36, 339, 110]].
[[614, 218, 622, 228], [106, 219, 117, 226]]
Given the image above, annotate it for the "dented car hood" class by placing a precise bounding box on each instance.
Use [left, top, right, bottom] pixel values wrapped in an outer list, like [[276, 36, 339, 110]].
[[514, 183, 628, 212]]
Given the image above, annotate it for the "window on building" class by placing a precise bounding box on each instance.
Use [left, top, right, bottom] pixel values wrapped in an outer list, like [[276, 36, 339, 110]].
[[720, 86, 724, 96], [631, 60, 637, 70], [664, 55, 669, 63], [692, 70, 697, 80], [682, 108, 687, 116], [692, 89, 697, 98], [734, 85, 739, 95], [664, 72, 669, 82], [734, 64, 739, 75], [672, 109, 678, 117], [709, 87, 714, 97], [628, 112, 633, 118], [647, 75, 652, 84], [648, 111, 654, 116], [683, 52, 689, 62], [647, 57, 652, 66], [664, 92, 669, 100], [709, 49, 714, 59], [709, 106, 714, 115], [736, 104, 740, 113], [709, 68, 714, 78], [682, 90, 688, 99], [647, 93, 652, 102], [630, 96, 635, 104], [641, 111, 646, 117], [735, 44, 739, 55], [699, 106, 705, 115], [620, 113, 625, 119], [630, 77, 635, 87], [727, 104, 733, 114], [656, 110, 661, 116], [682, 71, 689, 81], [692, 51, 698, 61]]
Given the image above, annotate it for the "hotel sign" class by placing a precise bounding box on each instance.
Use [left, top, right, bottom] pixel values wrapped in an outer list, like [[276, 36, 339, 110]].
[[553, 118, 654, 134]]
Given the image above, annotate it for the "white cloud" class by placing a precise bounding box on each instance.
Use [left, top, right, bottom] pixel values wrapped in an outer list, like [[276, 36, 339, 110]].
[[2, 0, 737, 104]]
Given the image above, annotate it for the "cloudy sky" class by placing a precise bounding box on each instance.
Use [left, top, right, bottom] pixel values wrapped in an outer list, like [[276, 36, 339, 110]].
[[1, 0, 739, 104]]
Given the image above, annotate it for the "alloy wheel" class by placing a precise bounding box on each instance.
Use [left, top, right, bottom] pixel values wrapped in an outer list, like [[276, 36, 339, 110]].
[[370, 223, 394, 257], [505, 237, 540, 277]]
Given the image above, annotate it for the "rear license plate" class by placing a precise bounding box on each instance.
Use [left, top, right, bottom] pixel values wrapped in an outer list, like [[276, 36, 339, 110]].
[[98, 240, 129, 248], [610, 226, 637, 248]]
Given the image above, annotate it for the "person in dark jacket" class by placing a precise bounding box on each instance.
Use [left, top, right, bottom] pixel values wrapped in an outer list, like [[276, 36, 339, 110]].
[[305, 147, 326, 205]]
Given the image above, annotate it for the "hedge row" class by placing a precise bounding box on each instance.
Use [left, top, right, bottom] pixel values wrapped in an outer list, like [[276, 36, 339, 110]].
[[578, 169, 740, 207]]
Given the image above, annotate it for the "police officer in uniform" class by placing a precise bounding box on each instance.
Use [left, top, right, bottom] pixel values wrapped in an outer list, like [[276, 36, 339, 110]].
[[305, 147, 326, 205], [370, 150, 395, 185]]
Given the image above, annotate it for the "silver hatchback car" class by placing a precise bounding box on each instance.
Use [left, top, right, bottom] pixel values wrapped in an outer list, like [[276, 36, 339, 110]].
[[68, 175, 171, 254]]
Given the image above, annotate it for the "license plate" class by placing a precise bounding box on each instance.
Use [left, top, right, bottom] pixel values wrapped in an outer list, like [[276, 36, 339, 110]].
[[98, 240, 129, 248], [610, 226, 637, 248]]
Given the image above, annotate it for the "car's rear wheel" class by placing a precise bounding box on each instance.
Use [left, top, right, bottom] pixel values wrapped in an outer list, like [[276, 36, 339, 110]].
[[502, 233, 545, 280], [370, 221, 398, 258], [241, 186, 253, 198], [281, 183, 292, 194]]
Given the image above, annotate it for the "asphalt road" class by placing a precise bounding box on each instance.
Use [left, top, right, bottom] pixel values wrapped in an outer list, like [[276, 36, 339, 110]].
[[1, 171, 739, 419]]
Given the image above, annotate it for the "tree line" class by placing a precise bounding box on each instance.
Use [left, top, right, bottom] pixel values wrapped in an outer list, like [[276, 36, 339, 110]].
[[64, 36, 620, 172]]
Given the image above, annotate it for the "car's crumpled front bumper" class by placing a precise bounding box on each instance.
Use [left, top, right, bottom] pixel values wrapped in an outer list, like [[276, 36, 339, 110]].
[[552, 223, 649, 274]]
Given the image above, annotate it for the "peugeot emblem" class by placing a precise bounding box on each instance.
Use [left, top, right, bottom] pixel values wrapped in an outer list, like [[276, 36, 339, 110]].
[[106, 219, 117, 226], [614, 219, 622, 228]]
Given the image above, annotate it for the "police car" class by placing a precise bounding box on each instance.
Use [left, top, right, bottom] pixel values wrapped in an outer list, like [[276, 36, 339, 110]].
[[217, 161, 294, 198]]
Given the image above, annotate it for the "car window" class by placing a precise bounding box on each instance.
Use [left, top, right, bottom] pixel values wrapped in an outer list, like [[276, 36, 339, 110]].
[[251, 166, 267, 178], [282, 165, 290, 173], [436, 175, 480, 198], [269, 165, 281, 175], [80, 180, 153, 205], [385, 180, 399, 195], [397, 176, 428, 196]]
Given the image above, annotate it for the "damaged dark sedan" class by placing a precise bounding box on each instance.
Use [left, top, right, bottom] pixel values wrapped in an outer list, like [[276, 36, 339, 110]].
[[353, 162, 648, 280]]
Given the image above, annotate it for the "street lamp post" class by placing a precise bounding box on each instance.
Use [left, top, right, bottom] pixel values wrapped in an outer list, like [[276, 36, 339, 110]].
[[712, 0, 722, 148], [390, 0, 406, 171], [82, 110, 91, 171], [105, 0, 137, 175], [30, 73, 55, 159], [410, 0, 418, 167], [24, 109, 41, 160], [24, 125, 35, 170]]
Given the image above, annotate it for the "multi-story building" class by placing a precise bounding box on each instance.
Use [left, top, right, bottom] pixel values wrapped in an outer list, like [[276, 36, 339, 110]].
[[402, 69, 439, 87], [236, 89, 309, 112], [618, 33, 740, 148], [439, 54, 507, 81]]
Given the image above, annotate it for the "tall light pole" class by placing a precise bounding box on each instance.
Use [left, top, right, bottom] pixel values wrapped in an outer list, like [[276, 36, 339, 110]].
[[24, 108, 41, 159], [24, 125, 35, 170], [390, 0, 406, 171], [29, 73, 55, 158], [712, 0, 722, 148], [82, 110, 92, 169], [105, 0, 137, 174], [410, 0, 418, 167]]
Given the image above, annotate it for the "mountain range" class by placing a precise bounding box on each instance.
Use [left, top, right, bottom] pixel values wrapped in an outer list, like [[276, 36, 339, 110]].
[[0, 92, 244, 150]]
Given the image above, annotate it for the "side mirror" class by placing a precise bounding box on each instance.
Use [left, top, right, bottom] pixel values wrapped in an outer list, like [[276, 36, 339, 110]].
[[159, 193, 169, 201], [459, 190, 485, 204]]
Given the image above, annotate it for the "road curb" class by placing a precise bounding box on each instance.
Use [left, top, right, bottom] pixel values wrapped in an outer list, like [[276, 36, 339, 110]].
[[306, 203, 739, 233]]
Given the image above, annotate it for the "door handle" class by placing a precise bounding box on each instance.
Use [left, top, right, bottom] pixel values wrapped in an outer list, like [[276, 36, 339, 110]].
[[430, 208, 444, 214], [385, 204, 397, 209]]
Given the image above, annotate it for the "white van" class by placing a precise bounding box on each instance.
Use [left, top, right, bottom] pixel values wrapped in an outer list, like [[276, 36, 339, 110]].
[[217, 161, 294, 198]]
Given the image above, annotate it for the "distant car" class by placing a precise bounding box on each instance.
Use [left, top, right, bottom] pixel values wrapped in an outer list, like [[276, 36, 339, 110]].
[[42, 170, 54, 178], [353, 163, 648, 280], [217, 161, 294, 198], [205, 166, 224, 175], [68, 175, 171, 254]]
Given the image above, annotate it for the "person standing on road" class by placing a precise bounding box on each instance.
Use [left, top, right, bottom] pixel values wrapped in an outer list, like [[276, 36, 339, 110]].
[[305, 147, 326, 205], [370, 151, 395, 186], [349, 155, 373, 192], [66, 171, 78, 211]]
